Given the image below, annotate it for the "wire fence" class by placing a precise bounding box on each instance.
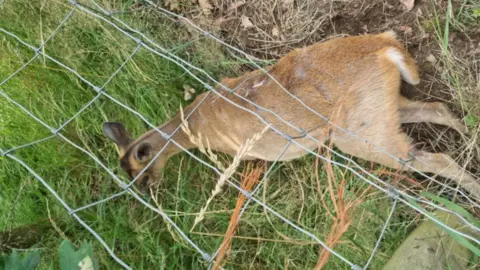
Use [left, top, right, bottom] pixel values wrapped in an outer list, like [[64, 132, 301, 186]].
[[0, 0, 479, 269]]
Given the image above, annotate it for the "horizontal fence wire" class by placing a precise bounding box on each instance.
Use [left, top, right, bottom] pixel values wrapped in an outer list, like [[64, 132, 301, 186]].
[[0, 0, 478, 269]]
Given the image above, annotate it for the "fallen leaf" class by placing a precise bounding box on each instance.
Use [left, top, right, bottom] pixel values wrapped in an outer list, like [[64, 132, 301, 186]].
[[198, 0, 213, 15], [272, 26, 279, 37], [241, 15, 254, 29], [416, 8, 423, 16], [399, 0, 415, 12], [426, 54, 436, 63], [183, 85, 196, 101]]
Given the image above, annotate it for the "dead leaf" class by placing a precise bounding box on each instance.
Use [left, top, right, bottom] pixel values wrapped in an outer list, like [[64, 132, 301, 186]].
[[183, 85, 196, 101], [198, 0, 213, 15], [416, 7, 423, 16], [426, 54, 436, 63], [184, 92, 192, 101], [228, 1, 246, 12], [241, 15, 254, 29], [272, 26, 279, 37], [399, 0, 415, 12]]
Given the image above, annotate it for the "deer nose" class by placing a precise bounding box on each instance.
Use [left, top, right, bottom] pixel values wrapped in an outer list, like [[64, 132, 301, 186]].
[[138, 176, 150, 194]]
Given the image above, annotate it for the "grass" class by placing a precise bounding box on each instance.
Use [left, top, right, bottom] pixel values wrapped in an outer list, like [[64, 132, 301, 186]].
[[0, 0, 478, 269], [426, 0, 480, 177]]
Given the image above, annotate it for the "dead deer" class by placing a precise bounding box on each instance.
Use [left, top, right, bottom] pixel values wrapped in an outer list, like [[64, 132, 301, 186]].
[[103, 31, 480, 198]]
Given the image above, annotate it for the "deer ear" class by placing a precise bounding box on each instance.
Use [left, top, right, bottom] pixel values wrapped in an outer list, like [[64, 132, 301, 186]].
[[133, 142, 153, 163], [102, 122, 132, 149]]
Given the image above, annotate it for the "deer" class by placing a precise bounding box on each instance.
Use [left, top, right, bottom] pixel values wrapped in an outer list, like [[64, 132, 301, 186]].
[[102, 30, 480, 199]]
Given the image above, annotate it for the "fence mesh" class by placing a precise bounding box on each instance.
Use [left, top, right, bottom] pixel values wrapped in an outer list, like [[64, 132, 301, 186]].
[[1, 0, 479, 269]]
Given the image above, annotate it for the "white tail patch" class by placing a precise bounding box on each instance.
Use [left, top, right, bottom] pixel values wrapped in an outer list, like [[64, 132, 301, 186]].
[[385, 47, 419, 85], [382, 30, 397, 39], [252, 79, 266, 88]]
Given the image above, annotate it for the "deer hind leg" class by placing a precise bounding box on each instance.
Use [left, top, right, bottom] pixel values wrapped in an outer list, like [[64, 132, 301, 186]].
[[332, 132, 480, 200], [409, 150, 480, 199], [398, 96, 468, 134], [329, 48, 479, 199]]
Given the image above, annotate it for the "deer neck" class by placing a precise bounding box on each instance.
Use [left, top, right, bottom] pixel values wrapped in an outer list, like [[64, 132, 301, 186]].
[[144, 115, 196, 157]]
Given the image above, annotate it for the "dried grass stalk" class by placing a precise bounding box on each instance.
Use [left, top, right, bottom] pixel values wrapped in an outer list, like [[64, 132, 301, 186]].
[[314, 144, 370, 269], [180, 106, 225, 171], [192, 125, 269, 229], [212, 162, 265, 270], [180, 105, 270, 229], [313, 104, 370, 269], [150, 189, 187, 246]]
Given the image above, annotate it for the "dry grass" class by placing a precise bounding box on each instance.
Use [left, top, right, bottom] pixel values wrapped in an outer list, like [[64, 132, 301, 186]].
[[212, 162, 265, 270], [209, 0, 331, 57], [180, 105, 270, 228], [180, 106, 226, 171], [311, 108, 371, 268]]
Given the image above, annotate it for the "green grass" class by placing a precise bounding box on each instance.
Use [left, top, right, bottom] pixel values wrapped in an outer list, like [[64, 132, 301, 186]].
[[1, 0, 475, 269]]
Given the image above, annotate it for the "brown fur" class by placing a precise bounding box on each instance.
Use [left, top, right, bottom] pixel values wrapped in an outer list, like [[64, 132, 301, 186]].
[[103, 31, 479, 198]]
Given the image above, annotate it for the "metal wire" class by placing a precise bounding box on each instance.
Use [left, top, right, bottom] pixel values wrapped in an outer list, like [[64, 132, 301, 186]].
[[1, 1, 479, 269], [2, 151, 132, 269], [363, 198, 398, 269]]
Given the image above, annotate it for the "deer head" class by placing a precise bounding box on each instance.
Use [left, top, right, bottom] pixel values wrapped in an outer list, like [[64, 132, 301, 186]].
[[103, 122, 170, 193]]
